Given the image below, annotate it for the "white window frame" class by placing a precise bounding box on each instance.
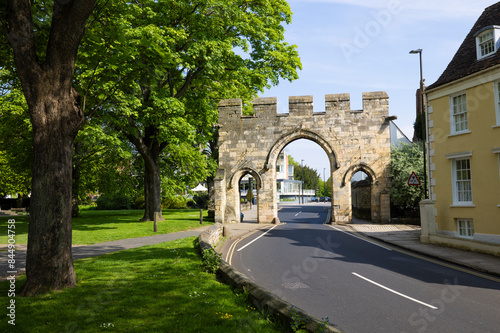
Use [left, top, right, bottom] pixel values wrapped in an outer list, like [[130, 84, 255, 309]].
[[494, 81, 500, 126], [447, 152, 473, 206], [457, 219, 474, 239], [475, 26, 500, 60], [450, 93, 469, 135], [493, 148, 500, 207], [452, 158, 473, 205]]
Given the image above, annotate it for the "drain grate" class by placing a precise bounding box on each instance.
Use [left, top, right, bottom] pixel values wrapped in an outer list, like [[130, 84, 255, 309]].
[[282, 282, 309, 289]]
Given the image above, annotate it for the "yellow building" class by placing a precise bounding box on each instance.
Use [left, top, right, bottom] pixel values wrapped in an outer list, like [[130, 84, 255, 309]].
[[423, 3, 500, 255]]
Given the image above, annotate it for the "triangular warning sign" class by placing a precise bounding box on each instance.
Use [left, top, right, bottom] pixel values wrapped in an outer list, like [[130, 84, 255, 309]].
[[407, 172, 421, 186]]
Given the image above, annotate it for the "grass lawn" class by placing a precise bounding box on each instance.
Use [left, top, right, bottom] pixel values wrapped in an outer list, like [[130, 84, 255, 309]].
[[0, 237, 283, 332], [0, 208, 214, 245]]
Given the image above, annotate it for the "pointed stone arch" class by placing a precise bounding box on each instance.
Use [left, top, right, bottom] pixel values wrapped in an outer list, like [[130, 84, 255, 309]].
[[215, 92, 392, 224], [266, 129, 338, 173], [224, 167, 263, 224], [341, 163, 376, 187]]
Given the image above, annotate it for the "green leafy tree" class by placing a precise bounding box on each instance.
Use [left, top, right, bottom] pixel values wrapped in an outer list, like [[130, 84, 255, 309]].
[[288, 155, 320, 190], [390, 142, 425, 211], [72, 123, 138, 216], [1, 0, 98, 296], [77, 0, 301, 221], [322, 177, 332, 198], [0, 87, 32, 197]]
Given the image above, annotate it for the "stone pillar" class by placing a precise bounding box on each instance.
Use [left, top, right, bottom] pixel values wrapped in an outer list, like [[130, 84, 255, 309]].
[[419, 199, 437, 243], [214, 169, 226, 224], [380, 191, 390, 223], [258, 167, 278, 223]]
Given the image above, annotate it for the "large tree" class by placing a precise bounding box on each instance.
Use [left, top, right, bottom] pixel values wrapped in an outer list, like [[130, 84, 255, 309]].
[[0, 87, 32, 197], [1, 0, 98, 295], [288, 155, 321, 190], [77, 0, 301, 221]]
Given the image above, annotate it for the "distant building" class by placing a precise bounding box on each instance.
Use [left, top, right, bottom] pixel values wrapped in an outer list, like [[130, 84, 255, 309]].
[[423, 2, 500, 255], [240, 151, 314, 203], [390, 121, 411, 147], [276, 151, 315, 202]]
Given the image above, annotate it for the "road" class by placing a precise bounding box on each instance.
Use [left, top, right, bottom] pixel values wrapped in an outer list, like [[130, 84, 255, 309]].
[[222, 203, 500, 333]]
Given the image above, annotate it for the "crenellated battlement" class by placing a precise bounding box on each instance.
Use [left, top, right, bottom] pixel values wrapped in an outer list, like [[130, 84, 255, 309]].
[[216, 90, 392, 225], [218, 91, 389, 121]]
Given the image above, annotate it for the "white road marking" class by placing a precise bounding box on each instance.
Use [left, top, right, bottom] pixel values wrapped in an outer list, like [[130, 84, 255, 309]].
[[237, 225, 279, 252], [352, 272, 438, 309], [295, 211, 302, 216], [329, 226, 392, 251]]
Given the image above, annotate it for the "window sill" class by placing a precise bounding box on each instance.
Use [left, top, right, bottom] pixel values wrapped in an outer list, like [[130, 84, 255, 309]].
[[493, 125, 500, 129], [448, 131, 471, 138], [457, 235, 474, 240], [450, 204, 476, 208]]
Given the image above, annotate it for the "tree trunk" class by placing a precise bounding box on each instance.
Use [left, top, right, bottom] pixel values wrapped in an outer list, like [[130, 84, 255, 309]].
[[5, 0, 97, 297], [140, 150, 165, 222], [20, 88, 82, 296]]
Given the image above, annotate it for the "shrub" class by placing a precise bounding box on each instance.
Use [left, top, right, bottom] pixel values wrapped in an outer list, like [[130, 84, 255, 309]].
[[134, 196, 145, 209], [161, 195, 189, 209], [96, 193, 133, 210], [193, 193, 209, 209], [390, 143, 425, 213], [201, 248, 221, 274]]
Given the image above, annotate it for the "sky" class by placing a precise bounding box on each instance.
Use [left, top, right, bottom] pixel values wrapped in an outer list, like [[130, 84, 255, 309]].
[[260, 0, 497, 178]]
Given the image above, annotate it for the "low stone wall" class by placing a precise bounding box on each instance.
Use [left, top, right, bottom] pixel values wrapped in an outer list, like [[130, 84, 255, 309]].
[[198, 224, 343, 333]]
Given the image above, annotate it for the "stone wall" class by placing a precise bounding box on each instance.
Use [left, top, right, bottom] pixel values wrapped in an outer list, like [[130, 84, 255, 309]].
[[216, 92, 392, 224]]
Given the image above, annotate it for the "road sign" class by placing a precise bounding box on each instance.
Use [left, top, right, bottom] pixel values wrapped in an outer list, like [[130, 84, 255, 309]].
[[407, 172, 421, 186]]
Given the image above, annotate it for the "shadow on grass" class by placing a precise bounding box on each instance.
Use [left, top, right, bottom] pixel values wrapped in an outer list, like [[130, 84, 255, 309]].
[[2, 238, 280, 333]]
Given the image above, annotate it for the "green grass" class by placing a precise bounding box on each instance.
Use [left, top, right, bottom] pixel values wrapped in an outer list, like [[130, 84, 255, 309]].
[[0, 208, 214, 245], [0, 237, 282, 332]]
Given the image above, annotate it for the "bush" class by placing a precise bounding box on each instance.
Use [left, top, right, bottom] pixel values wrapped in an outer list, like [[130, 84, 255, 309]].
[[134, 196, 145, 209], [390, 143, 425, 212], [96, 193, 133, 210], [161, 195, 189, 209], [193, 193, 209, 209]]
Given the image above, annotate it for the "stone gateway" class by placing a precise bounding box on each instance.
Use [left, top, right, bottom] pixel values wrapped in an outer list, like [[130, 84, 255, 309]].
[[215, 92, 392, 224]]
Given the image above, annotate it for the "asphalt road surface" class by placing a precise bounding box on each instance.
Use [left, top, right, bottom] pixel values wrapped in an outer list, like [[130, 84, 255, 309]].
[[223, 203, 500, 333]]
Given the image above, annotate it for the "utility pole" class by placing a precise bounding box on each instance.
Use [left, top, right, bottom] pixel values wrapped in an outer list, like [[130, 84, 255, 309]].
[[301, 160, 304, 204]]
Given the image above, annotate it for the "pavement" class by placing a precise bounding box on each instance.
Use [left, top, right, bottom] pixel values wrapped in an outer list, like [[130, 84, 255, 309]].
[[3, 205, 500, 281], [0, 227, 209, 281]]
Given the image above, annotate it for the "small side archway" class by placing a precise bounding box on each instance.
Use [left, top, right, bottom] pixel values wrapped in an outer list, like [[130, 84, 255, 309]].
[[342, 163, 389, 223], [226, 167, 263, 223]]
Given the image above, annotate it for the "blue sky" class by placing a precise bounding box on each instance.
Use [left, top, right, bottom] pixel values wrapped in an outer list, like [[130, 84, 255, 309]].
[[259, 0, 497, 178]]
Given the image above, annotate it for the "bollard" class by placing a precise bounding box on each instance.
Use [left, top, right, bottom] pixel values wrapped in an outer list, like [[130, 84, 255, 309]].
[[153, 213, 158, 232], [200, 208, 203, 225]]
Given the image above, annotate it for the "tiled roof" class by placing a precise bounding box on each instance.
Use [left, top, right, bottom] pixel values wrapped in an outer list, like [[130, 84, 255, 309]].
[[427, 2, 500, 90]]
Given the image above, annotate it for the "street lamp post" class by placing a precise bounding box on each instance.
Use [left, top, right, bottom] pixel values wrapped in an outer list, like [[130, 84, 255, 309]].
[[409, 48, 428, 199], [323, 168, 325, 197], [301, 159, 304, 204]]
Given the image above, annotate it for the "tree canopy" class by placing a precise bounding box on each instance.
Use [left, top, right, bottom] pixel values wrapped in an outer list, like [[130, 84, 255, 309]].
[[288, 155, 321, 190], [0, 0, 301, 295], [75, 0, 301, 221], [390, 142, 425, 210]]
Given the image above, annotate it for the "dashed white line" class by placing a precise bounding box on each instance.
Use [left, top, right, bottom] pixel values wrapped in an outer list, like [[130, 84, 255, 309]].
[[295, 211, 302, 216], [352, 272, 438, 309]]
